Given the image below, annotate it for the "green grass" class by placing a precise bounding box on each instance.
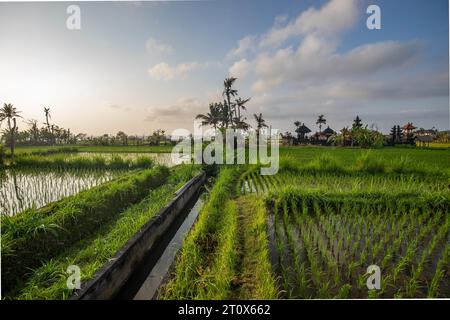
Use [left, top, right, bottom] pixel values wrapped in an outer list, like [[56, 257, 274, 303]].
[[1, 166, 171, 296], [280, 146, 450, 169], [11, 164, 200, 300], [11, 153, 154, 170], [160, 166, 278, 299], [9, 145, 173, 156], [160, 166, 242, 299]]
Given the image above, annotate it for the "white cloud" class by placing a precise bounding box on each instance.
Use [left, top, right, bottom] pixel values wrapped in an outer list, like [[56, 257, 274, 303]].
[[251, 39, 422, 92], [229, 58, 252, 79], [145, 96, 204, 121], [226, 35, 256, 59], [260, 0, 359, 48], [148, 62, 206, 80], [145, 37, 173, 55]]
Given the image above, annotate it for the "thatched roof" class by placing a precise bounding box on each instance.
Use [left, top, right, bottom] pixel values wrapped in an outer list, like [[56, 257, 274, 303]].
[[322, 126, 335, 135], [296, 123, 311, 134]]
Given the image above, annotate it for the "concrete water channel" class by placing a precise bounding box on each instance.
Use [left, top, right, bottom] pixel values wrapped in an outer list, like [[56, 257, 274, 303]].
[[70, 172, 207, 300]]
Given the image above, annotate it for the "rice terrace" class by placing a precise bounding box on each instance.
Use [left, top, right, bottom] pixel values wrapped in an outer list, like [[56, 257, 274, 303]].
[[0, 0, 449, 305]]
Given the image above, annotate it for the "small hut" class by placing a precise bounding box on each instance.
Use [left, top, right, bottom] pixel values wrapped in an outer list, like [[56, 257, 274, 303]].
[[414, 129, 436, 147], [295, 123, 311, 142], [313, 126, 335, 144]]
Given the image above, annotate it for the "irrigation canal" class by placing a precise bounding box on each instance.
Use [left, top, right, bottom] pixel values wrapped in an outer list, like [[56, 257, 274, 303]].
[[116, 191, 205, 299]]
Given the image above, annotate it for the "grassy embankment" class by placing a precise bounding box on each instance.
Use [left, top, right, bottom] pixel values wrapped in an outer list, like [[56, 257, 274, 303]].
[[160, 166, 277, 299], [1, 164, 200, 299]]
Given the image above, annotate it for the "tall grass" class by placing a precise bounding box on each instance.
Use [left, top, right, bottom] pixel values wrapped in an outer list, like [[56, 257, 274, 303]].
[[160, 166, 242, 299], [1, 166, 170, 295]]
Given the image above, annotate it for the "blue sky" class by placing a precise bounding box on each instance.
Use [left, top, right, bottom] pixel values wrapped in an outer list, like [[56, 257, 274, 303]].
[[0, 0, 448, 135]]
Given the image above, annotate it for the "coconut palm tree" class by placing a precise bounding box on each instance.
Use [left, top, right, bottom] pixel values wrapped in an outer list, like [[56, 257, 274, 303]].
[[196, 103, 222, 131], [254, 113, 268, 145], [316, 115, 326, 133], [235, 97, 250, 122], [44, 107, 51, 129], [223, 77, 238, 127], [0, 103, 22, 161], [254, 113, 268, 132]]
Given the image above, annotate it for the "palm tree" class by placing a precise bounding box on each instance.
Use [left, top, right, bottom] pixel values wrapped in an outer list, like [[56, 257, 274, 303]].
[[253, 113, 268, 159], [196, 103, 222, 131], [254, 113, 268, 143], [316, 115, 326, 133], [0, 103, 22, 161], [44, 107, 51, 129], [223, 77, 238, 127], [235, 97, 250, 122]]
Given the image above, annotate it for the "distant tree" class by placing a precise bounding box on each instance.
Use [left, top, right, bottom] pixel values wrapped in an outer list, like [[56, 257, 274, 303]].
[[352, 115, 363, 129], [44, 107, 51, 129], [196, 103, 222, 131], [223, 77, 238, 127], [254, 113, 268, 145], [316, 115, 326, 133], [27, 119, 40, 144], [390, 126, 397, 145], [116, 131, 128, 145], [0, 103, 22, 161], [234, 97, 251, 122]]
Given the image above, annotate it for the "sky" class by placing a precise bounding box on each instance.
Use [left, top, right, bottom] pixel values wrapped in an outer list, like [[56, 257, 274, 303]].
[[0, 0, 448, 136]]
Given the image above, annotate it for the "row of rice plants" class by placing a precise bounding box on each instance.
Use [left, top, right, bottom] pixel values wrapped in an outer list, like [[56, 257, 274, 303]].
[[12, 153, 154, 170], [12, 164, 201, 299], [268, 192, 450, 298], [0, 168, 125, 216], [1, 165, 171, 296]]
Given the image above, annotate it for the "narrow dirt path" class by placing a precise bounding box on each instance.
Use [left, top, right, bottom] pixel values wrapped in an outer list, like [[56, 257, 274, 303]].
[[228, 195, 278, 299]]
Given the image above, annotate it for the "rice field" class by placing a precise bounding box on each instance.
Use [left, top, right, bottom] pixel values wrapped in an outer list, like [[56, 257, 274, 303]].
[[1, 164, 201, 299], [0, 152, 178, 216], [162, 148, 450, 299], [0, 168, 124, 216]]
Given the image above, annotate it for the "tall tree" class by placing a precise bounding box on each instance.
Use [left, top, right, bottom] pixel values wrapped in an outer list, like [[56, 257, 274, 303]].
[[254, 113, 268, 141], [44, 107, 51, 129], [0, 103, 22, 161], [234, 97, 250, 122], [223, 77, 238, 127], [316, 115, 326, 133]]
